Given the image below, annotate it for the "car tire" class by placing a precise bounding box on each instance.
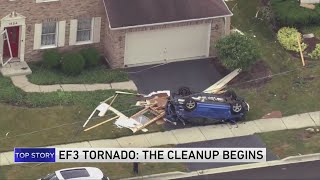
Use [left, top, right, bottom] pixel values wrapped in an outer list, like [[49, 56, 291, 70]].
[[178, 87, 192, 96], [231, 101, 244, 114], [183, 98, 197, 111]]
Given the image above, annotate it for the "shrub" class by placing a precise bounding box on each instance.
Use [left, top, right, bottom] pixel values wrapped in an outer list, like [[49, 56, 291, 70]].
[[80, 48, 101, 67], [309, 44, 320, 60], [61, 52, 85, 75], [277, 27, 307, 52], [215, 33, 260, 71], [271, 0, 320, 27], [42, 50, 61, 69]]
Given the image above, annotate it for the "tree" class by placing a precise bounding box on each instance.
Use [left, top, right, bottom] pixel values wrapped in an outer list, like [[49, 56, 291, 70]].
[[277, 27, 307, 52], [215, 33, 260, 70]]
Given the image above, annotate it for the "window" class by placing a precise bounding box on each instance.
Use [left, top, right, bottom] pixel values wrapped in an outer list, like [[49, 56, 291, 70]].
[[41, 22, 57, 46], [76, 18, 92, 42]]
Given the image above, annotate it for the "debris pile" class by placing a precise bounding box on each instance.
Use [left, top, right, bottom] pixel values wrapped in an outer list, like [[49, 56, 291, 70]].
[[82, 68, 242, 134]]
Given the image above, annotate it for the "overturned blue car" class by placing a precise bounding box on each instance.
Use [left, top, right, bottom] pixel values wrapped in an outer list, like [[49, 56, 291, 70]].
[[165, 87, 249, 125]]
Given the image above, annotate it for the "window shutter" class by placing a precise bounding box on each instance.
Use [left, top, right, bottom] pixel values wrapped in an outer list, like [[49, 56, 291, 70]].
[[58, 21, 66, 47], [93, 17, 101, 43], [69, 19, 78, 46], [0, 31, 3, 64], [33, 23, 42, 50]]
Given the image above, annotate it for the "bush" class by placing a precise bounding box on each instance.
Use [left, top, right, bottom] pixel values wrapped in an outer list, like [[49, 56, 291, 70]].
[[42, 50, 61, 69], [61, 53, 85, 75], [309, 44, 320, 60], [215, 33, 260, 71], [80, 48, 101, 67], [271, 0, 320, 27], [277, 27, 307, 53]]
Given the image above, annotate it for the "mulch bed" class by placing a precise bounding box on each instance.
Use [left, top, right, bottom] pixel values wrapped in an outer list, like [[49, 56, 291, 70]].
[[229, 60, 272, 89], [304, 37, 320, 53], [290, 37, 320, 61], [211, 59, 272, 89]]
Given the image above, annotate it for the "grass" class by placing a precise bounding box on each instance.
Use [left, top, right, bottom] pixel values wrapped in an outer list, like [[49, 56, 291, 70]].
[[302, 26, 320, 39], [0, 75, 165, 152], [259, 128, 320, 158], [0, 162, 186, 179], [27, 63, 129, 85], [270, 0, 320, 27], [0, 0, 320, 157], [227, 0, 320, 120]]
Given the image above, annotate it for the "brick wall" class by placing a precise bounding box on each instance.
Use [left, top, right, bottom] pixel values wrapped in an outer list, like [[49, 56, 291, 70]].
[[0, 0, 106, 62], [104, 17, 228, 68]]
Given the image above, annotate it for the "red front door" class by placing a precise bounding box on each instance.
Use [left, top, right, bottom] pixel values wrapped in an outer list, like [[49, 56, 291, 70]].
[[3, 26, 20, 58]]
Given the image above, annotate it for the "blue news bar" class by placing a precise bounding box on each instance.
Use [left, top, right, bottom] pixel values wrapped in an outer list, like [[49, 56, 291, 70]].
[[14, 148, 56, 163]]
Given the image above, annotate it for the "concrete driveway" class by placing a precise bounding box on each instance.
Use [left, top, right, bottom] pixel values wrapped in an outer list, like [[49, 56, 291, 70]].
[[126, 58, 224, 94]]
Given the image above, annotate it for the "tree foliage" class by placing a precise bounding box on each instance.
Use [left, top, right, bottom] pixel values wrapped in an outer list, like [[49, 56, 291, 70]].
[[215, 33, 260, 70], [277, 27, 307, 52], [61, 53, 85, 75], [309, 44, 320, 60]]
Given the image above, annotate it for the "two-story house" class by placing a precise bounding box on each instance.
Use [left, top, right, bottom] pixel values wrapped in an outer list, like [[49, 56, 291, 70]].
[[0, 0, 232, 69]]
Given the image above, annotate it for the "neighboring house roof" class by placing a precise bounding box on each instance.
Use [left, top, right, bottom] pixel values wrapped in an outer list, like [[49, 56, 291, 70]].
[[103, 0, 232, 29]]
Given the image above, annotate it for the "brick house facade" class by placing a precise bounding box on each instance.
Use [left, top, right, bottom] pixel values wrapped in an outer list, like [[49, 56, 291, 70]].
[[0, 0, 105, 64], [0, 0, 232, 68]]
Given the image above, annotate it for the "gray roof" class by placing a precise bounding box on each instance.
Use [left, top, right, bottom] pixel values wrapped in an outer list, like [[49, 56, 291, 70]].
[[104, 0, 232, 29]]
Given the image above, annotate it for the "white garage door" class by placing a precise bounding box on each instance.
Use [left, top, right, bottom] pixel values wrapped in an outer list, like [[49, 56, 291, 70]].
[[124, 23, 211, 67]]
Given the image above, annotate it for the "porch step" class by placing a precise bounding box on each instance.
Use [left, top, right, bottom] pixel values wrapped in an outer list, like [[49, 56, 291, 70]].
[[0, 61, 32, 77]]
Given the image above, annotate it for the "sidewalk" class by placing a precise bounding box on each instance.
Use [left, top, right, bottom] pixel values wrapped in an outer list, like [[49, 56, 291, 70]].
[[0, 111, 319, 166], [10, 75, 137, 92]]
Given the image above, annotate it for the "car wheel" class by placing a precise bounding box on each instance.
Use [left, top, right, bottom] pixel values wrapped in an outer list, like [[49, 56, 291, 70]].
[[178, 87, 192, 96], [231, 101, 244, 114], [183, 98, 197, 111]]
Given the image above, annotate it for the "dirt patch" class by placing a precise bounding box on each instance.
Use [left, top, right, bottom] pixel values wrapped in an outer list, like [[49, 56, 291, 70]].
[[261, 111, 283, 119], [297, 131, 313, 141], [273, 143, 290, 158], [290, 37, 320, 60], [228, 60, 272, 89]]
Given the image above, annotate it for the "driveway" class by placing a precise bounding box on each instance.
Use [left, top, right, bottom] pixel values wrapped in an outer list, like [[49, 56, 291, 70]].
[[126, 58, 224, 94]]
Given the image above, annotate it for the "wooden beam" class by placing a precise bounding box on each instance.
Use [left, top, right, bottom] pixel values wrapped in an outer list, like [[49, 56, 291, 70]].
[[133, 112, 165, 133], [84, 116, 120, 132], [203, 68, 241, 93], [130, 107, 150, 119], [102, 95, 115, 103], [297, 34, 306, 67]]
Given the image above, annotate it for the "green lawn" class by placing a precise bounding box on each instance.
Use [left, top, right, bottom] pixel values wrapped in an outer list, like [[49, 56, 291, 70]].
[[0, 75, 164, 152], [270, 0, 320, 27], [0, 162, 186, 180], [259, 128, 320, 158], [1, 0, 320, 157], [302, 26, 320, 39], [27, 63, 129, 85], [227, 0, 320, 120]]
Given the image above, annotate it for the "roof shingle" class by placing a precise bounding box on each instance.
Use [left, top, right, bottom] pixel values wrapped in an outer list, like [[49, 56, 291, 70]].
[[104, 0, 232, 29]]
